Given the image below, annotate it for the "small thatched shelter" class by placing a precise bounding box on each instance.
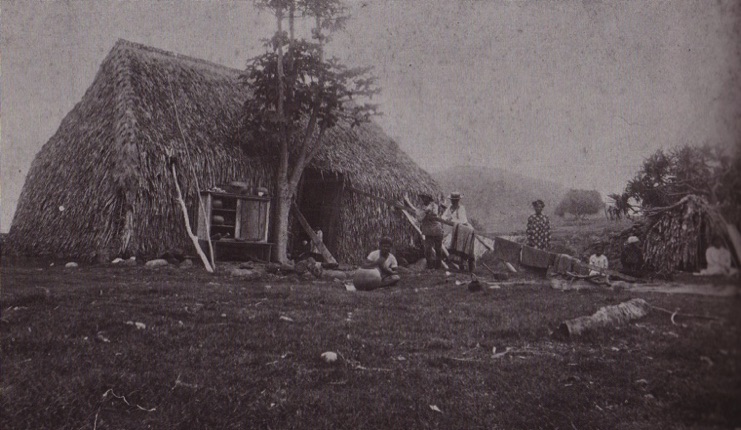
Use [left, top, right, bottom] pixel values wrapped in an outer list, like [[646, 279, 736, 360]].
[[642, 194, 735, 273], [6, 39, 439, 263]]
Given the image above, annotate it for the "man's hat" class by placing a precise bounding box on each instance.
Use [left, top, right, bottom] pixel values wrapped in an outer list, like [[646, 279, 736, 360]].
[[449, 192, 463, 200], [627, 236, 640, 244], [532, 199, 545, 208], [419, 192, 433, 200]]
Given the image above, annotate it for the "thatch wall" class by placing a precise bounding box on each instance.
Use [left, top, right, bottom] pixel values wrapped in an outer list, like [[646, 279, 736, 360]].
[[7, 39, 438, 263], [642, 195, 728, 272]]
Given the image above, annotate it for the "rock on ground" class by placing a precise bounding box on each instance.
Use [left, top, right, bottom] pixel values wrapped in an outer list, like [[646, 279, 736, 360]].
[[229, 268, 262, 280], [145, 259, 169, 267]]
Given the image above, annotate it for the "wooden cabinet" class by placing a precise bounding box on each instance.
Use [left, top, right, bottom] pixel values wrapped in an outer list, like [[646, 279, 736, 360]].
[[197, 191, 272, 261]]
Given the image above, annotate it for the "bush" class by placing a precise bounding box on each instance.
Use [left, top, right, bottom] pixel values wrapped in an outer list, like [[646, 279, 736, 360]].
[[555, 189, 604, 220]]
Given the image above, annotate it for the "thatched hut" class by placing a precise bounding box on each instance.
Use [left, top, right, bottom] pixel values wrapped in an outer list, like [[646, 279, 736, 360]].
[[6, 39, 439, 263], [641, 194, 736, 273]]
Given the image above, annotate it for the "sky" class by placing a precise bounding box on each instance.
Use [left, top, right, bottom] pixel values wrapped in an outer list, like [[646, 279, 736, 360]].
[[1, 0, 740, 232]]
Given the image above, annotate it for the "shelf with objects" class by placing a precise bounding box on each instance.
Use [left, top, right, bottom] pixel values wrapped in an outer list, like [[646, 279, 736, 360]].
[[196, 186, 273, 262]]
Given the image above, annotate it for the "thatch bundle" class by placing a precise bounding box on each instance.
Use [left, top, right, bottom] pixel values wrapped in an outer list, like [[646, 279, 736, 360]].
[[642, 194, 727, 273], [6, 40, 438, 263]]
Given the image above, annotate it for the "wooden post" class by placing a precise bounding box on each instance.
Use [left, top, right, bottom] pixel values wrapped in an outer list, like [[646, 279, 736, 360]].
[[291, 201, 337, 265]]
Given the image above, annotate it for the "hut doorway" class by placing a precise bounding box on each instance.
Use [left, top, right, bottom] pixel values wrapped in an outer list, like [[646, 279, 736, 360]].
[[295, 169, 345, 258]]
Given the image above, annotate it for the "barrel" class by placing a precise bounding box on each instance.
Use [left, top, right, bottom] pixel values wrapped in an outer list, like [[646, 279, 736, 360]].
[[352, 268, 382, 291]]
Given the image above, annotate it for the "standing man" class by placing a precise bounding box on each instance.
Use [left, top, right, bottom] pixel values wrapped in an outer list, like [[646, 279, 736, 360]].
[[417, 193, 444, 270], [441, 192, 468, 226], [442, 192, 476, 272], [621, 236, 644, 277], [526, 199, 551, 250]]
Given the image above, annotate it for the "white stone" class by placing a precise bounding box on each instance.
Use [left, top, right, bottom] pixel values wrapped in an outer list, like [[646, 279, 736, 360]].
[[145, 259, 169, 267], [321, 351, 338, 363]]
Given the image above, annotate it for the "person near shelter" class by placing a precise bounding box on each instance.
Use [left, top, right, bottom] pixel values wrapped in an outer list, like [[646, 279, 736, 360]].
[[309, 228, 324, 261], [353, 236, 401, 290], [441, 192, 469, 226], [441, 192, 476, 272], [620, 236, 644, 277], [695, 236, 738, 277], [588, 244, 609, 276], [526, 199, 551, 250], [417, 193, 445, 270]]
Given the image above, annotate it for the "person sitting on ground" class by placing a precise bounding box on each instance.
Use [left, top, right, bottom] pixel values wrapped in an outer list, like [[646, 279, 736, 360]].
[[441, 192, 476, 272], [695, 236, 738, 277], [352, 236, 401, 291], [526, 199, 551, 250], [620, 236, 644, 277], [416, 193, 444, 270], [588, 244, 609, 276]]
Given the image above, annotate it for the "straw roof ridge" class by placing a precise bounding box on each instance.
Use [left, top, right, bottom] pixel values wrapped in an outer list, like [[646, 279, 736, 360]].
[[112, 39, 242, 80]]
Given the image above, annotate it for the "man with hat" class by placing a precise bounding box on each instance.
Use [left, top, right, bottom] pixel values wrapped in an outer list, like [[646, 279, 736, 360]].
[[417, 193, 445, 270], [441, 192, 468, 226], [442, 192, 476, 272], [526, 199, 551, 250], [620, 235, 644, 277]]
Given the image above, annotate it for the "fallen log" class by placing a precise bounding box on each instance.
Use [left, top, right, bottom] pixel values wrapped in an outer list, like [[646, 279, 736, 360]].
[[557, 298, 650, 337]]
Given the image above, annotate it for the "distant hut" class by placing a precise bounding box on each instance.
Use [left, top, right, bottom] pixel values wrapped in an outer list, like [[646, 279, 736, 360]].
[[6, 40, 439, 263]]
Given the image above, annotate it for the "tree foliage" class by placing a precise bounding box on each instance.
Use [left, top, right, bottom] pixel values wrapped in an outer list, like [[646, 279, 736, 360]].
[[606, 192, 635, 219], [555, 189, 604, 219], [238, 38, 378, 155], [237, 0, 379, 263], [624, 145, 741, 223]]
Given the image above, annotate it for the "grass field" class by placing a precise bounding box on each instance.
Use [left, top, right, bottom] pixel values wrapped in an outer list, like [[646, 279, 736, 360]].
[[2, 263, 739, 429]]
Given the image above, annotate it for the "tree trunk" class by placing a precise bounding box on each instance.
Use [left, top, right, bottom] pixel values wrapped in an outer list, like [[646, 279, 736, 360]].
[[272, 6, 290, 264], [272, 181, 292, 263]]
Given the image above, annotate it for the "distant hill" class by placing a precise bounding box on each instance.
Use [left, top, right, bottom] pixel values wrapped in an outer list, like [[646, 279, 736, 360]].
[[431, 166, 568, 235]]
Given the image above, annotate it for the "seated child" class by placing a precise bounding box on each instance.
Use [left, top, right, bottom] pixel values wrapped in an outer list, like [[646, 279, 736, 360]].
[[588, 244, 609, 276], [353, 236, 401, 291]]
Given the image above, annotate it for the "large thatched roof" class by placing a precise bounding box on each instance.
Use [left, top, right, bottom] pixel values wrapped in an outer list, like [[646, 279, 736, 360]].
[[7, 39, 438, 262]]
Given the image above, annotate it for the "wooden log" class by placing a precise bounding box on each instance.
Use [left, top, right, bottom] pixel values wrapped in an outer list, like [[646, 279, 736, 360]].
[[557, 298, 650, 337], [576, 261, 638, 282], [291, 202, 338, 265]]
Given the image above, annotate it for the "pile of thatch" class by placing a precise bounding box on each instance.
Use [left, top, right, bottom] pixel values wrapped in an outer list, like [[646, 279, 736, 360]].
[[642, 194, 727, 273]]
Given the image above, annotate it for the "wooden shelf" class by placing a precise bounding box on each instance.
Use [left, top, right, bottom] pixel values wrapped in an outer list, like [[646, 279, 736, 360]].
[[197, 190, 271, 253]]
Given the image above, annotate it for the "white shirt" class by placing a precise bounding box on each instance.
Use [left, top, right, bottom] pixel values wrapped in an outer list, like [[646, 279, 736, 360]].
[[441, 204, 469, 238], [589, 254, 609, 275], [441, 204, 468, 225], [705, 246, 732, 274], [366, 250, 398, 273]]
